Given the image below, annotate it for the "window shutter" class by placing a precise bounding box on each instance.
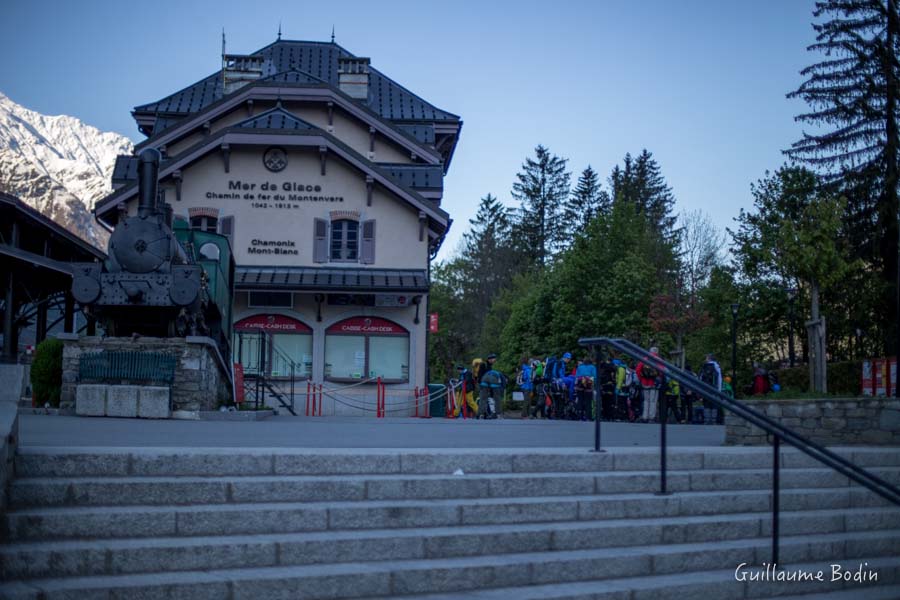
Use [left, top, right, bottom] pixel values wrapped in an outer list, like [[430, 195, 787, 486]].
[[360, 219, 376, 264], [314, 218, 328, 263], [219, 216, 234, 244]]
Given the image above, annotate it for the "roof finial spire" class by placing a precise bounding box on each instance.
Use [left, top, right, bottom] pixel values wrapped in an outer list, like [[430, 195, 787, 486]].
[[331, 25, 335, 43], [277, 22, 282, 40], [221, 28, 226, 56]]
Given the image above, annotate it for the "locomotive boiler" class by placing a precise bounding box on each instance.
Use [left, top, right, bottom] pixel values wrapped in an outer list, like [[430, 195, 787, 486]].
[[71, 148, 233, 356]]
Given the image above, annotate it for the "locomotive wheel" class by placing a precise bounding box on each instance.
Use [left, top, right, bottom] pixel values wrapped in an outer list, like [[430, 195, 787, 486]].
[[71, 275, 101, 305]]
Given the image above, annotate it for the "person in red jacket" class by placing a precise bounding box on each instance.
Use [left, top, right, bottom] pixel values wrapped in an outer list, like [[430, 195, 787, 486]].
[[636, 347, 663, 423]]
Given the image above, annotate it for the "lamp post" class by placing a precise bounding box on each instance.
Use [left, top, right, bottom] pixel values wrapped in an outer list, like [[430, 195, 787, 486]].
[[731, 303, 740, 386], [787, 288, 798, 368]]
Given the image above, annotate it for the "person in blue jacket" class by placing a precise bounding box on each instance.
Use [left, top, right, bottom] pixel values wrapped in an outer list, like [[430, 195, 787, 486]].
[[574, 357, 598, 421]]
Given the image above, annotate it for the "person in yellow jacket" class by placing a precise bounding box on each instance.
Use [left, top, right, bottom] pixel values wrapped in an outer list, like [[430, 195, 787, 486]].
[[452, 359, 480, 417]]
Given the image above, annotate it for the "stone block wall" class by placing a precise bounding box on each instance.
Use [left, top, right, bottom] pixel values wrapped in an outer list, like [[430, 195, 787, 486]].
[[725, 397, 900, 446], [58, 334, 232, 412]]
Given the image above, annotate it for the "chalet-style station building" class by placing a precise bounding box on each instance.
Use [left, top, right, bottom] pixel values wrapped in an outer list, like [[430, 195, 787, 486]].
[[95, 38, 461, 413]]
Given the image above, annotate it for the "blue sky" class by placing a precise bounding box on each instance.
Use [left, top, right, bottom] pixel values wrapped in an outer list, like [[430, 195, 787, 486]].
[[1, 0, 817, 260]]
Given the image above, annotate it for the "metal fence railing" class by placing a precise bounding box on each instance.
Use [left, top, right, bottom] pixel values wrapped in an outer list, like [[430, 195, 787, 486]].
[[579, 336, 900, 565], [79, 351, 177, 385]]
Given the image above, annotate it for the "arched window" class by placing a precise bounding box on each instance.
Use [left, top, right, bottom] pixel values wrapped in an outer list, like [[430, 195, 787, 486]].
[[324, 317, 409, 382], [330, 219, 358, 261]]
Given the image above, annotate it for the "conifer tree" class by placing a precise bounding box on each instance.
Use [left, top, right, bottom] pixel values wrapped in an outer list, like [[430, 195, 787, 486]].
[[787, 0, 900, 355], [511, 145, 571, 267], [608, 150, 679, 242], [563, 165, 609, 239]]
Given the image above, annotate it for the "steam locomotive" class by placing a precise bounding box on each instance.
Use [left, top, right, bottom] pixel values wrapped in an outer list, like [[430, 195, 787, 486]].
[[70, 148, 234, 358]]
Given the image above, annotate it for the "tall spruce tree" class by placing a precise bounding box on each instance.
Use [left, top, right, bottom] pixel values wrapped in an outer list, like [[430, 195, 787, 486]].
[[786, 0, 900, 356], [511, 145, 571, 267], [563, 165, 610, 239], [608, 150, 679, 242]]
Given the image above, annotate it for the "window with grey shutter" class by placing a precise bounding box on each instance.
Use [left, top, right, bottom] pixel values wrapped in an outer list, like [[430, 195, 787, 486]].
[[219, 216, 234, 245], [314, 218, 328, 263], [360, 219, 376, 264]]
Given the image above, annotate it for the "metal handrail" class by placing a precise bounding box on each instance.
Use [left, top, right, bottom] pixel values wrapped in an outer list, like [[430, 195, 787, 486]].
[[235, 330, 300, 415], [579, 336, 900, 564]]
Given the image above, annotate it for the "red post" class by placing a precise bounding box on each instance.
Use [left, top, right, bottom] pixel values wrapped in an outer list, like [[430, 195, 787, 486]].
[[305, 381, 311, 416], [311, 383, 317, 416], [377, 377, 383, 418], [318, 384, 323, 416]]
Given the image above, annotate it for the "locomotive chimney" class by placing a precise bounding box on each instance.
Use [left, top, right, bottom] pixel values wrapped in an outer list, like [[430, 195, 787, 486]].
[[137, 148, 162, 218]]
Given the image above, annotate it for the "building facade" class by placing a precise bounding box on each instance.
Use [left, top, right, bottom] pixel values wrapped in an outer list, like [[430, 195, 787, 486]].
[[94, 39, 461, 414]]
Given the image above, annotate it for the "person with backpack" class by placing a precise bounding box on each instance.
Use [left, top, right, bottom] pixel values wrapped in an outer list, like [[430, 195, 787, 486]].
[[478, 353, 505, 419], [636, 347, 663, 423], [598, 357, 617, 420], [574, 357, 597, 421], [517, 355, 534, 418], [682, 365, 699, 424], [529, 357, 547, 419], [663, 376, 682, 423], [699, 353, 723, 425]]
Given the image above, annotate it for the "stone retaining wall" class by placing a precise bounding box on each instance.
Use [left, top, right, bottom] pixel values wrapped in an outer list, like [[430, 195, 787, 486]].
[[725, 397, 900, 446], [58, 334, 232, 413]]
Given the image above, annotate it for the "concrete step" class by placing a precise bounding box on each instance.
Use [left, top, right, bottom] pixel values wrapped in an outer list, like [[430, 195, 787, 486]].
[[12, 467, 899, 508], [1, 508, 897, 581], [6, 487, 897, 542], [14, 446, 900, 478], [0, 548, 896, 600]]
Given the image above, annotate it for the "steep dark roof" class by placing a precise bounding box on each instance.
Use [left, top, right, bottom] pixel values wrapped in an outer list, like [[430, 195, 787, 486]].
[[134, 40, 459, 123], [237, 106, 317, 131]]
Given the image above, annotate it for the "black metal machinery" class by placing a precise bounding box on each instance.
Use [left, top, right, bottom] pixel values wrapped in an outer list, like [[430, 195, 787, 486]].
[[70, 148, 233, 357]]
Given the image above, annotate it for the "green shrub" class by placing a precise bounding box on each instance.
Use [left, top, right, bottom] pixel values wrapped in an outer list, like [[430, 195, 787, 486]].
[[774, 360, 861, 397], [31, 338, 64, 407]]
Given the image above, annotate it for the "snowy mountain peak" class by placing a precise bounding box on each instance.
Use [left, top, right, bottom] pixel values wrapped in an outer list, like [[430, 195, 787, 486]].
[[0, 92, 133, 246]]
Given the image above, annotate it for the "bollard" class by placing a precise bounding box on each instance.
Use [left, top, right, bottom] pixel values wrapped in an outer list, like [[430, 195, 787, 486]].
[[305, 381, 311, 417], [311, 383, 317, 417], [377, 377, 383, 418]]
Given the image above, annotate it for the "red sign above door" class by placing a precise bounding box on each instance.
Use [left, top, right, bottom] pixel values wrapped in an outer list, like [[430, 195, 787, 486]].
[[234, 314, 312, 333], [326, 317, 408, 336]]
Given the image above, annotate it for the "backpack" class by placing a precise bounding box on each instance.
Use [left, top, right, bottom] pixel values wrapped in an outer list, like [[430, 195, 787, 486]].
[[640, 363, 660, 381], [624, 367, 637, 388], [699, 362, 719, 388], [544, 356, 560, 380], [517, 365, 532, 387], [531, 360, 544, 380]]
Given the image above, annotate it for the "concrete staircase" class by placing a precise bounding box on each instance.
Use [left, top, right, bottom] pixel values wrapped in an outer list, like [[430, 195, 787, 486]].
[[1, 446, 899, 599]]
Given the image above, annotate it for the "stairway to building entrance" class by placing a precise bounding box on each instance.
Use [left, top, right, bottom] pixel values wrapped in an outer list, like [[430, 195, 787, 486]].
[[1, 446, 899, 599]]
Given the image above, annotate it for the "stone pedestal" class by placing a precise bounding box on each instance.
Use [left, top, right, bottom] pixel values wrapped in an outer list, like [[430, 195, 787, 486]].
[[59, 334, 232, 414]]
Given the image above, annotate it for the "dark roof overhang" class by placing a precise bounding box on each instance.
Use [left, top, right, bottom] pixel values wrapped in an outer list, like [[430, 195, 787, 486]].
[[0, 193, 106, 261], [235, 266, 429, 293]]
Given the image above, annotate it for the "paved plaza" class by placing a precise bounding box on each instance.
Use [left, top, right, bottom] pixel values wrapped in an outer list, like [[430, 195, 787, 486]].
[[18, 414, 725, 448]]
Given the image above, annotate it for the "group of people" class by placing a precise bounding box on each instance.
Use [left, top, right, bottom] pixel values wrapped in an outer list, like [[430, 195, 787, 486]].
[[454, 353, 507, 419], [450, 348, 736, 424], [514, 348, 734, 424]]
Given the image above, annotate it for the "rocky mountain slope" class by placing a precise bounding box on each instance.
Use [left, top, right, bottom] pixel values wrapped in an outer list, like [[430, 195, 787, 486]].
[[0, 92, 133, 247]]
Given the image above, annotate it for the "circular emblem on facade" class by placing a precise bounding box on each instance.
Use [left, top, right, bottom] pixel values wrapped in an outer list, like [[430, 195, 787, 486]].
[[263, 147, 288, 172]]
